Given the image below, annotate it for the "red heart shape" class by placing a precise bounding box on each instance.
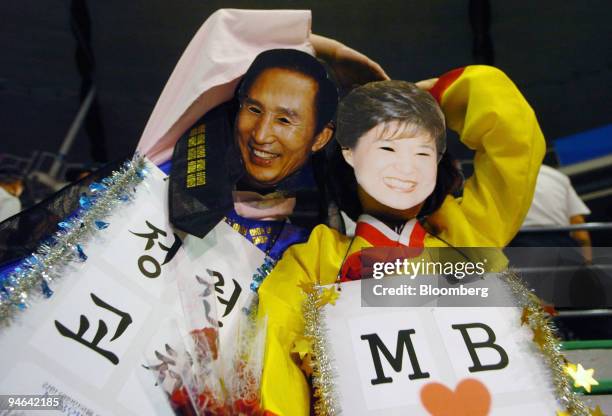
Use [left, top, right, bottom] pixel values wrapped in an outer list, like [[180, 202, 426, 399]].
[[420, 378, 491, 416]]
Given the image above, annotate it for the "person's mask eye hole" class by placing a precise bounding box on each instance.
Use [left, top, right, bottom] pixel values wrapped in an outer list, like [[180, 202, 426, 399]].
[[416, 152, 433, 157], [379, 146, 395, 152], [277, 117, 292, 126], [247, 105, 262, 115]]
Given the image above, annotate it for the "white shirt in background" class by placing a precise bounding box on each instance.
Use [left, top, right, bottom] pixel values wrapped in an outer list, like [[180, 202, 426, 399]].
[[522, 165, 590, 227]]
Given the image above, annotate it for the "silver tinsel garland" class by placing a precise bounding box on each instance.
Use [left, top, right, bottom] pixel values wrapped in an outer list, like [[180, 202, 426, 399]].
[[501, 270, 592, 416], [304, 289, 341, 416], [0, 156, 148, 328]]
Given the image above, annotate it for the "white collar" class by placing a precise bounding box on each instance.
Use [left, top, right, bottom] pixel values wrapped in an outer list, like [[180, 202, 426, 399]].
[[356, 214, 418, 246]]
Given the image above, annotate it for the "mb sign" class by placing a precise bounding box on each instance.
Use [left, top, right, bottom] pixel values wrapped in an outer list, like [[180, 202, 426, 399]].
[[361, 321, 509, 386], [323, 279, 559, 415]]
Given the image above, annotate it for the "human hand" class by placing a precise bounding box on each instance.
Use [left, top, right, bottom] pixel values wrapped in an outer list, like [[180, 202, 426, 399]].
[[331, 44, 390, 88], [415, 78, 439, 91], [310, 33, 389, 89]]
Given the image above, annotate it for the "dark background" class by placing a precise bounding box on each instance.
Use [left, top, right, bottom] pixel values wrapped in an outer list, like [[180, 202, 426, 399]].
[[2, 1, 610, 164]]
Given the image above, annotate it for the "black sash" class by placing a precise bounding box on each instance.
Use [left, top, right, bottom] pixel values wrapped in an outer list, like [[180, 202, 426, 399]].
[[168, 103, 243, 237]]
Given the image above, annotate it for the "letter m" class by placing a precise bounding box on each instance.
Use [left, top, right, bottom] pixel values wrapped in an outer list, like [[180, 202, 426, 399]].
[[360, 330, 430, 385]]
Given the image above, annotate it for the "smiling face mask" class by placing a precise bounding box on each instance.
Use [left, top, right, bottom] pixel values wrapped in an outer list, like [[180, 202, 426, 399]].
[[342, 120, 438, 211]]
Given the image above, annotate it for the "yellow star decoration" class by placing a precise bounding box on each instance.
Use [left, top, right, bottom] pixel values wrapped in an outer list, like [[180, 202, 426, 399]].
[[291, 336, 313, 360], [532, 325, 547, 349], [300, 353, 314, 377], [556, 411, 570, 416], [317, 286, 340, 307], [520, 307, 532, 326], [298, 280, 315, 294], [563, 362, 577, 374], [565, 363, 599, 393], [590, 405, 605, 416]]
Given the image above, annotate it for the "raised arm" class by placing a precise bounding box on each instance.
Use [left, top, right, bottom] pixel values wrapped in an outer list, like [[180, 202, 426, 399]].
[[425, 66, 546, 247], [310, 33, 389, 88]]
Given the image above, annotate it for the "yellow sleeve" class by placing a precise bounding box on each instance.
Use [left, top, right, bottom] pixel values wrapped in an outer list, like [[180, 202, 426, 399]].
[[258, 225, 341, 416], [427, 65, 545, 247]]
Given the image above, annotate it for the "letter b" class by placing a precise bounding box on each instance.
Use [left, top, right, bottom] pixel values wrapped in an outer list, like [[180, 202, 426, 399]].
[[452, 323, 509, 372]]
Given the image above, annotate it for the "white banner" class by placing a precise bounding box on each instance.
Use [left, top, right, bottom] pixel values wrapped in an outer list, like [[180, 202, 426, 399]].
[[177, 219, 265, 352], [0, 163, 264, 415], [324, 276, 559, 415]]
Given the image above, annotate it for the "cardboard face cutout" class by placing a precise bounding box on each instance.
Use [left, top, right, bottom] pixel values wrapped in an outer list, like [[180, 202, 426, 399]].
[[236, 67, 327, 187], [343, 121, 438, 211], [235, 48, 337, 188], [169, 49, 337, 237]]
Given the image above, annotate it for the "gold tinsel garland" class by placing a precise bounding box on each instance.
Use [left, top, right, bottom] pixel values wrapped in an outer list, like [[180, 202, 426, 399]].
[[502, 270, 593, 416], [303, 288, 341, 416]]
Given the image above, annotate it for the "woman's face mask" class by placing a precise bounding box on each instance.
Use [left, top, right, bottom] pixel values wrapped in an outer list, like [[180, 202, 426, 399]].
[[343, 121, 438, 211]]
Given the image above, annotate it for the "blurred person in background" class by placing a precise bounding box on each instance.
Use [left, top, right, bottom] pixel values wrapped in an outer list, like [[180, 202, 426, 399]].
[[0, 169, 24, 222], [511, 164, 592, 264]]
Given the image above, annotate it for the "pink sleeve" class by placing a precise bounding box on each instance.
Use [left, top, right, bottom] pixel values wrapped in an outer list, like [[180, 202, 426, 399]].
[[136, 9, 314, 165]]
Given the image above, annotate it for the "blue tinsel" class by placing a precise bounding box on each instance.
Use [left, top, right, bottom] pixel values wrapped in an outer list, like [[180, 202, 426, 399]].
[[89, 182, 108, 193], [0, 156, 148, 325], [79, 193, 93, 209], [58, 221, 71, 230], [94, 220, 109, 230], [76, 244, 88, 261]]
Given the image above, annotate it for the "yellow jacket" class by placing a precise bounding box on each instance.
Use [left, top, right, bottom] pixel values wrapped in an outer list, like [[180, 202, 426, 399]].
[[258, 65, 545, 415]]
